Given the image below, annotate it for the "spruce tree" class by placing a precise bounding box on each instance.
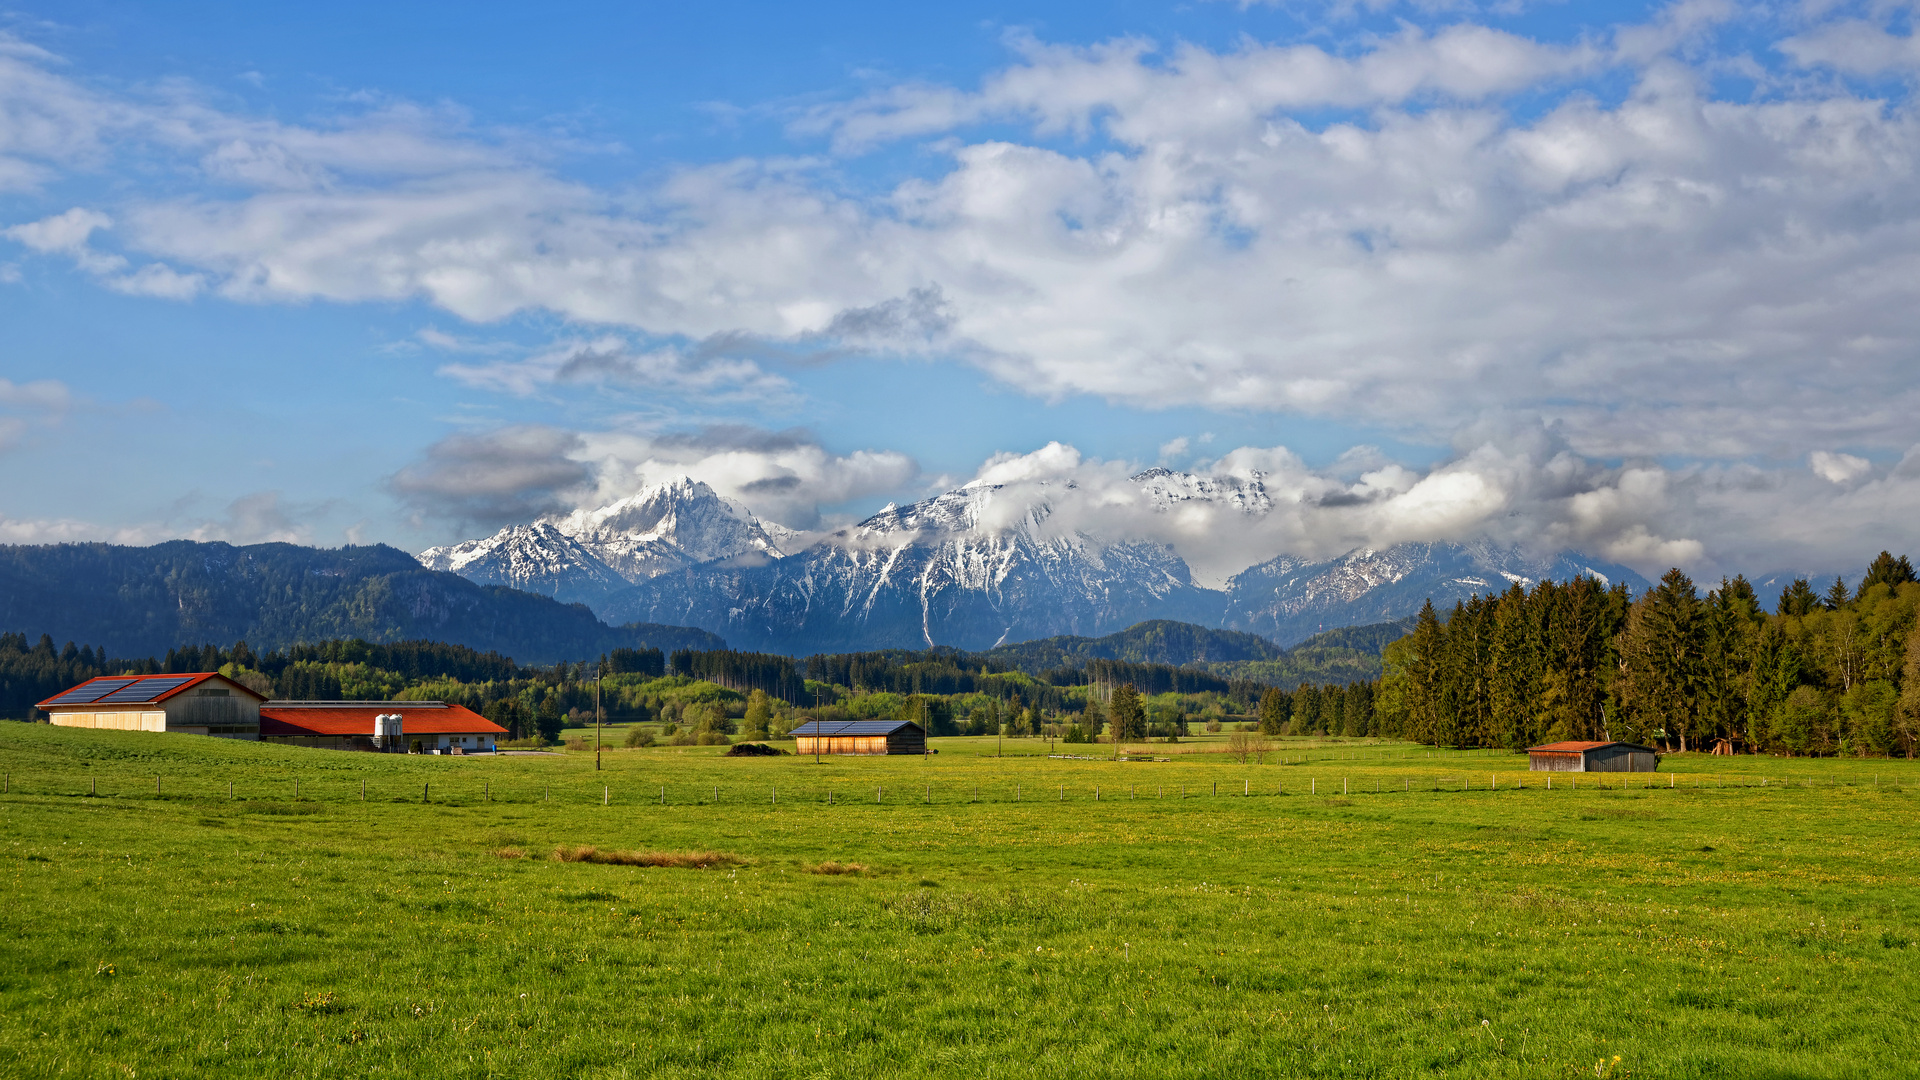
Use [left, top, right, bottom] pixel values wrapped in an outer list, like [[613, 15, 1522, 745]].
[[1108, 684, 1147, 744], [1823, 576, 1852, 612], [1258, 687, 1288, 736], [1778, 578, 1820, 617]]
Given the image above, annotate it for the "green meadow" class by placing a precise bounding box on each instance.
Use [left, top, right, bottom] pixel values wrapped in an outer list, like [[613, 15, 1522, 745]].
[[1, 725, 1916, 1079]]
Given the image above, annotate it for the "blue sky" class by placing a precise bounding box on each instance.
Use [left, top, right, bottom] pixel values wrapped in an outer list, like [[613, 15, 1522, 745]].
[[2, 0, 1918, 579]]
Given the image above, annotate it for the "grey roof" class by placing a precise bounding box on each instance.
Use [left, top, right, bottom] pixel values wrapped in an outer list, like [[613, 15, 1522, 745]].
[[788, 718, 923, 736]]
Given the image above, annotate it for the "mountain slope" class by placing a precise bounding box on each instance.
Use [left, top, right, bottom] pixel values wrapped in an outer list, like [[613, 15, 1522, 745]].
[[1221, 542, 1649, 645], [0, 540, 722, 664], [601, 483, 1226, 653], [983, 619, 1286, 672], [418, 477, 794, 606]]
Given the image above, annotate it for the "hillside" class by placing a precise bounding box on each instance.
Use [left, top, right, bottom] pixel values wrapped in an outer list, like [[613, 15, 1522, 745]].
[[0, 540, 723, 665], [984, 617, 1408, 690]]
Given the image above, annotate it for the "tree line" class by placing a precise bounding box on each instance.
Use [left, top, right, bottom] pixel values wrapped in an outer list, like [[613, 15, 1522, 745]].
[[1380, 552, 1920, 756]]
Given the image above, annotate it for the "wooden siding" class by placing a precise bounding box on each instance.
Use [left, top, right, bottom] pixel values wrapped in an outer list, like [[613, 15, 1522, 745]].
[[1528, 745, 1660, 772], [794, 729, 927, 756], [46, 680, 262, 739]]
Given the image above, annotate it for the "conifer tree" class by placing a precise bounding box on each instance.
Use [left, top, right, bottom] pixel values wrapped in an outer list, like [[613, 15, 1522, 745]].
[[1823, 576, 1852, 611], [1258, 687, 1288, 735], [1108, 684, 1147, 745], [1777, 578, 1820, 617]]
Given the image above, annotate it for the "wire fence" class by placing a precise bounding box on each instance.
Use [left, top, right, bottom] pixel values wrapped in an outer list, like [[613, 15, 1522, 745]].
[[0, 766, 1901, 808]]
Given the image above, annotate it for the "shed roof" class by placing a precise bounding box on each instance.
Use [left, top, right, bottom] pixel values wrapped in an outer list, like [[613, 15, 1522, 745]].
[[1526, 740, 1655, 754], [259, 701, 504, 737], [788, 718, 924, 737], [37, 672, 267, 710]]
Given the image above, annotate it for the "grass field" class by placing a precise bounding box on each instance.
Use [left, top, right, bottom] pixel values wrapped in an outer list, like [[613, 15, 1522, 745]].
[[2, 725, 1917, 1078]]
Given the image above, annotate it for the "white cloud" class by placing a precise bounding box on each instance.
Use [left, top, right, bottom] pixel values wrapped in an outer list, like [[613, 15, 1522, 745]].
[[0, 10, 1896, 466], [2, 14, 1919, 572], [575, 427, 919, 530], [1810, 449, 1871, 484], [0, 376, 71, 452], [393, 423, 919, 533], [1779, 19, 1920, 74], [437, 333, 795, 405], [0, 490, 318, 546]]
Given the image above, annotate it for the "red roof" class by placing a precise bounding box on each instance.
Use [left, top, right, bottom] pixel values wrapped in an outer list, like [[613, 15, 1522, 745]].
[[259, 701, 505, 738], [37, 672, 268, 710], [1527, 741, 1648, 753]]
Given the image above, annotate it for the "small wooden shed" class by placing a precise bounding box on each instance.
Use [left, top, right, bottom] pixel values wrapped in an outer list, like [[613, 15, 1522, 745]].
[[1526, 740, 1660, 772], [789, 718, 927, 756]]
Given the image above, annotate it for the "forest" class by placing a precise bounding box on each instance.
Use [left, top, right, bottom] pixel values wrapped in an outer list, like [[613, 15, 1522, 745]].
[[8, 549, 1917, 757], [1379, 552, 1920, 757]]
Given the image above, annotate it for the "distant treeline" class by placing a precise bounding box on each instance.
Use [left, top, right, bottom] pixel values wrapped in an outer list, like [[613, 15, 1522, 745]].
[[1382, 552, 1920, 757]]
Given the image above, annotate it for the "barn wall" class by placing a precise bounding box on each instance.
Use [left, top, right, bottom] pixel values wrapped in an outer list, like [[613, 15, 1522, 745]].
[[1586, 747, 1659, 772], [167, 692, 261, 728], [49, 707, 166, 732], [795, 733, 921, 756], [1528, 753, 1584, 772]]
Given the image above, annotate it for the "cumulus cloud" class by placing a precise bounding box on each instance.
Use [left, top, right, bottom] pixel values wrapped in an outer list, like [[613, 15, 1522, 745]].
[[4, 13, 1920, 571], [393, 424, 919, 534], [0, 10, 1908, 466], [1810, 449, 1871, 485], [388, 425, 594, 529], [0, 490, 321, 546], [575, 426, 920, 530], [942, 436, 1920, 584]]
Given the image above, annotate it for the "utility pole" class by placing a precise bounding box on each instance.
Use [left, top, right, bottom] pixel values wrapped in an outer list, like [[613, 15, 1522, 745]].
[[594, 657, 603, 772]]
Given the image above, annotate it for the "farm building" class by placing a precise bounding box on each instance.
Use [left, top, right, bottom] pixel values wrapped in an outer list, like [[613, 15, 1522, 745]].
[[1526, 741, 1660, 772], [789, 718, 927, 756], [260, 701, 506, 754], [37, 673, 266, 738]]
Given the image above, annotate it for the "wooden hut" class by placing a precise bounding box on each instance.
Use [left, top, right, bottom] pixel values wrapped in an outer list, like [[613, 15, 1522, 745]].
[[1526, 740, 1660, 772], [789, 718, 927, 756]]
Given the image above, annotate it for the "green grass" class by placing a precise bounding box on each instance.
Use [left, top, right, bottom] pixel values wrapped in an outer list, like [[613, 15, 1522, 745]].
[[1, 724, 1916, 1079]]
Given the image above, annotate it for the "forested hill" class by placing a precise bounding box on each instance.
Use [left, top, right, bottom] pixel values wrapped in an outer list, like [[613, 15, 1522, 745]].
[[0, 540, 722, 664], [983, 620, 1285, 669], [983, 617, 1410, 690]]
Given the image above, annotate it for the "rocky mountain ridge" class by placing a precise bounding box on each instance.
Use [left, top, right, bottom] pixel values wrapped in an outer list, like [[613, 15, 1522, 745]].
[[418, 470, 1652, 652]]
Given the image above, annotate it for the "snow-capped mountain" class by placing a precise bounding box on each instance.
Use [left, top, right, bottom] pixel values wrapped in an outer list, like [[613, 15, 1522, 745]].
[[599, 481, 1225, 653], [1220, 541, 1649, 644], [417, 478, 793, 607], [422, 468, 1651, 652], [415, 522, 631, 608]]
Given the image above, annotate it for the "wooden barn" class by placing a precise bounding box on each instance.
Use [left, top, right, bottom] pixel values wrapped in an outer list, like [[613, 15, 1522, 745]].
[[1526, 740, 1660, 772], [37, 673, 266, 738], [789, 718, 927, 756]]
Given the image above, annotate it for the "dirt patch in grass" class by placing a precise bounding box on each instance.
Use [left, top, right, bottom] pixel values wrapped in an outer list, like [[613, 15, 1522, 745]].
[[551, 845, 746, 868], [805, 861, 869, 875]]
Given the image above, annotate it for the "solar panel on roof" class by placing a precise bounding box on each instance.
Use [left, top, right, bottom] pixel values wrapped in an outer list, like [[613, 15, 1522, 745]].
[[42, 678, 138, 705], [96, 676, 195, 703]]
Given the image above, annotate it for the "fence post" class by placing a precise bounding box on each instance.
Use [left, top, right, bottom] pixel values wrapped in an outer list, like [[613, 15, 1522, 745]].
[[91, 776, 96, 796], [157, 776, 161, 796], [423, 782, 429, 803], [361, 779, 366, 801]]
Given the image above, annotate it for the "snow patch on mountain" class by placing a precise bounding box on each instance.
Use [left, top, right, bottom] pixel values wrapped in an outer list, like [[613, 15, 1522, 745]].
[[417, 477, 796, 603]]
